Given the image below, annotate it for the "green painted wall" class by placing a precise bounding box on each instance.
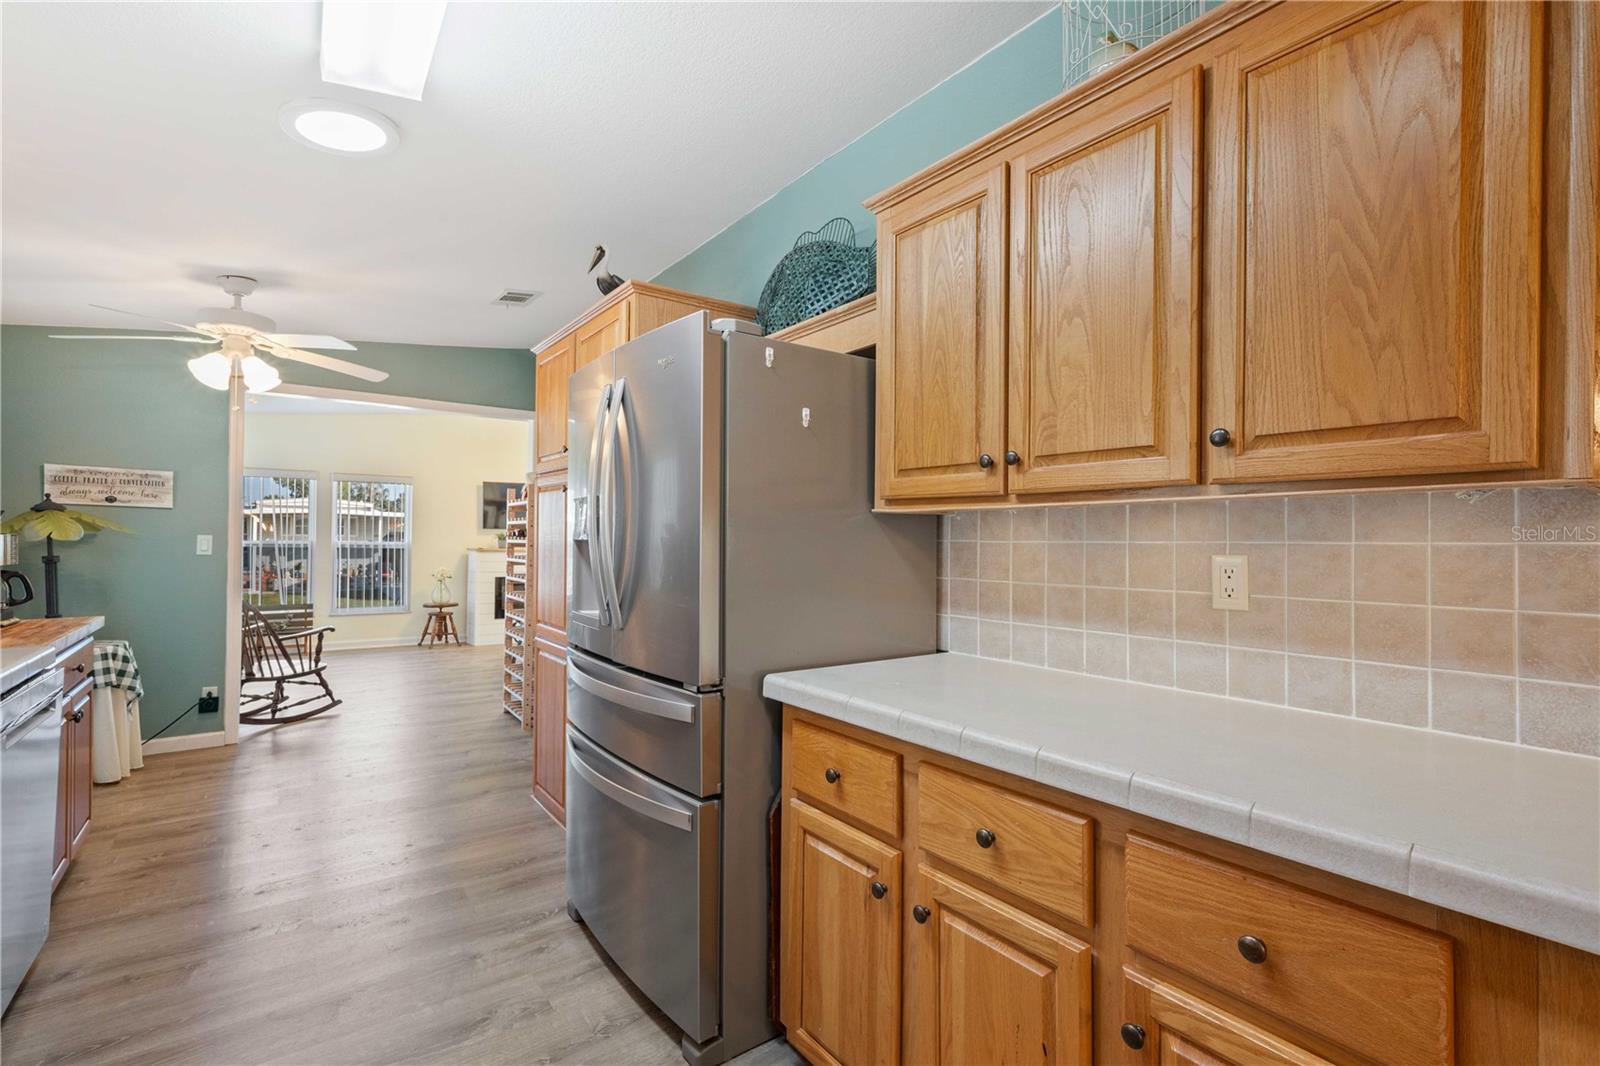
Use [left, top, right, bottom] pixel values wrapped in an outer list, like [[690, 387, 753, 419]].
[[0, 325, 531, 739], [653, 8, 1064, 306], [273, 337, 533, 412]]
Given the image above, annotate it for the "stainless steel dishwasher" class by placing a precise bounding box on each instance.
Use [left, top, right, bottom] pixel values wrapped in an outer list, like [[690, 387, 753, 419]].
[[1, 660, 66, 1013]]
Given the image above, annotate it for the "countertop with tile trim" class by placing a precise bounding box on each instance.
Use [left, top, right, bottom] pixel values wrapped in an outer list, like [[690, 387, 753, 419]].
[[765, 651, 1600, 954]]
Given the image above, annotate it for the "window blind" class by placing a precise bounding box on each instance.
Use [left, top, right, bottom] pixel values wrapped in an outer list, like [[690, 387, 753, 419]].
[[242, 471, 315, 609], [331, 477, 413, 614]]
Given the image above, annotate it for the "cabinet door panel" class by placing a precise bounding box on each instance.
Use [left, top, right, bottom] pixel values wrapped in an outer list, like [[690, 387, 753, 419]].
[[534, 474, 567, 639], [1121, 969, 1334, 1066], [536, 335, 575, 471], [68, 684, 92, 853], [781, 799, 901, 1066], [1008, 67, 1201, 493], [52, 708, 70, 888], [575, 301, 629, 370], [907, 866, 1092, 1066], [878, 164, 1007, 500], [532, 637, 566, 824], [1208, 1, 1543, 481]]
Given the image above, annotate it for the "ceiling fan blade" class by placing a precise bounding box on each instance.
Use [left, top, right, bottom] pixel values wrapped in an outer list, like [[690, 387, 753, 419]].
[[263, 333, 357, 351], [264, 344, 389, 382], [47, 333, 213, 343], [88, 303, 215, 337]]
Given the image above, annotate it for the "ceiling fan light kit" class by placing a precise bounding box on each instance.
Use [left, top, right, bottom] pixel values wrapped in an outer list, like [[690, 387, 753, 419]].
[[53, 275, 389, 389]]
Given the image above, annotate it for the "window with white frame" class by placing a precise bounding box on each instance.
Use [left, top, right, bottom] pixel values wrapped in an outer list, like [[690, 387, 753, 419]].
[[331, 477, 413, 614], [242, 471, 315, 608]]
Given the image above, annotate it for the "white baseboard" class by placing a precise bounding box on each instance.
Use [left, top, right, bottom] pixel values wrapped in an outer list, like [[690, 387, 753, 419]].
[[324, 636, 418, 651], [142, 731, 227, 756]]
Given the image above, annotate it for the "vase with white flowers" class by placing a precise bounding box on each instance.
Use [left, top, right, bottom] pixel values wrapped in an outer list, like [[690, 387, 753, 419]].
[[428, 567, 453, 606]]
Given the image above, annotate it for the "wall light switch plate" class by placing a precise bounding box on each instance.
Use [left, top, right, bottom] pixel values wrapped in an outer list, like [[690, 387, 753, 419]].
[[1212, 554, 1248, 610], [195, 534, 213, 556]]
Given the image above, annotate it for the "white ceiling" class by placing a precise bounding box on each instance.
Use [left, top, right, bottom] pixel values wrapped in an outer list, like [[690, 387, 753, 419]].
[[1, 1, 1050, 349]]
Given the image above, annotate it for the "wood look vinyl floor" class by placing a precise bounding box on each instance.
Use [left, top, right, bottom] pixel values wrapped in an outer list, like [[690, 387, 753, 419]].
[[0, 645, 801, 1066]]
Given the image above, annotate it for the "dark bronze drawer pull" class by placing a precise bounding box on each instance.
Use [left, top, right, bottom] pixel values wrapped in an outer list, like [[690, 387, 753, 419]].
[[824, 766, 841, 784], [975, 827, 996, 849], [1237, 934, 1268, 964]]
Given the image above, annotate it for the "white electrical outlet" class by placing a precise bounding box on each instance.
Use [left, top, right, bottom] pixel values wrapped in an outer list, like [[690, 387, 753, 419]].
[[201, 686, 218, 699], [1212, 554, 1249, 610]]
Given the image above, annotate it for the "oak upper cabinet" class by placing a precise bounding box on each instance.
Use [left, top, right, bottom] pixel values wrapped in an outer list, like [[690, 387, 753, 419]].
[[1205, 0, 1545, 483], [1120, 969, 1332, 1066], [575, 300, 628, 371], [535, 333, 575, 472], [1006, 66, 1202, 494], [876, 163, 1007, 500], [905, 866, 1092, 1066], [781, 799, 902, 1066]]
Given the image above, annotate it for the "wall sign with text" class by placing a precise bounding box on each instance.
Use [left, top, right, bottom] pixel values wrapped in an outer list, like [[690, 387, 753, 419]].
[[43, 464, 174, 508]]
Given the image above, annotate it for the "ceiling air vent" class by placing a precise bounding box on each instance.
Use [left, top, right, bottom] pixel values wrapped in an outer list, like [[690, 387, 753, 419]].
[[494, 289, 541, 307]]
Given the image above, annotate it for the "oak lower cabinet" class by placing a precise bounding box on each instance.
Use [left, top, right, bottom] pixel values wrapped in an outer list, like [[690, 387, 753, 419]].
[[866, 0, 1598, 507], [1120, 970, 1330, 1066], [52, 675, 93, 889], [531, 636, 567, 825], [778, 705, 1600, 1066], [781, 799, 902, 1066], [907, 866, 1092, 1066]]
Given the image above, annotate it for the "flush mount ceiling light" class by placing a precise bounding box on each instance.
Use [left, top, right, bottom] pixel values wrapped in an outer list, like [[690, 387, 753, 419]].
[[279, 98, 399, 155], [321, 1, 448, 101]]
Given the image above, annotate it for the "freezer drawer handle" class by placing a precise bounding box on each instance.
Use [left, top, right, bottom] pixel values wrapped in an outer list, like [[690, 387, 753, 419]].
[[569, 744, 694, 832], [570, 658, 694, 723]]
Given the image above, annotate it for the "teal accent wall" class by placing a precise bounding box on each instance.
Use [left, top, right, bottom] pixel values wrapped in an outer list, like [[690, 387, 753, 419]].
[[653, 8, 1064, 306], [0, 325, 531, 739], [275, 338, 534, 412]]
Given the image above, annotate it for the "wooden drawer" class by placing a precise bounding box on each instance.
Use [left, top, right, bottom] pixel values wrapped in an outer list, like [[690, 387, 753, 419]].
[[1125, 835, 1453, 1066], [790, 718, 901, 839], [916, 764, 1093, 928], [58, 638, 93, 690]]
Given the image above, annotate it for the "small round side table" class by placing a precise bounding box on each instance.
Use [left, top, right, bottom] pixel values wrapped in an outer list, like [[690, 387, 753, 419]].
[[418, 603, 462, 647]]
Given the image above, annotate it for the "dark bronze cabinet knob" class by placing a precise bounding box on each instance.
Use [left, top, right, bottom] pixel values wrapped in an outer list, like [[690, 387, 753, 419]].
[[1208, 427, 1232, 447], [975, 827, 996, 849], [1004, 450, 1020, 466], [72, 663, 86, 673], [978, 453, 995, 469], [870, 880, 888, 900], [913, 905, 930, 924], [1237, 934, 1268, 964], [70, 708, 84, 723], [1120, 1023, 1146, 1050], [824, 767, 841, 784]]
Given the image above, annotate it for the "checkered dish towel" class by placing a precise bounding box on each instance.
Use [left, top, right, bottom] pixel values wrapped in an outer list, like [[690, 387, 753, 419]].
[[93, 640, 144, 702]]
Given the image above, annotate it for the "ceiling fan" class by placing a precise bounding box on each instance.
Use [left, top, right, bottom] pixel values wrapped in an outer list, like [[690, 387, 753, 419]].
[[48, 275, 389, 393]]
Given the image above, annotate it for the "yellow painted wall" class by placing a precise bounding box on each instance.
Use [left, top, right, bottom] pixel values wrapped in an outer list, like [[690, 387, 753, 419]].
[[243, 410, 531, 647]]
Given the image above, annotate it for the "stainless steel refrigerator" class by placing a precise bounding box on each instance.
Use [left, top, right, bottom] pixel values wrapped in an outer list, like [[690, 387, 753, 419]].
[[564, 312, 935, 1065]]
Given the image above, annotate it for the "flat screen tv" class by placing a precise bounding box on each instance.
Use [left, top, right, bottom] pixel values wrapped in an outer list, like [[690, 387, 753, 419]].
[[480, 481, 522, 531]]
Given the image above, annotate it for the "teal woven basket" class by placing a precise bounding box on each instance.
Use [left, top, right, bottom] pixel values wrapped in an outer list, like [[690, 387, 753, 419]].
[[756, 218, 876, 335]]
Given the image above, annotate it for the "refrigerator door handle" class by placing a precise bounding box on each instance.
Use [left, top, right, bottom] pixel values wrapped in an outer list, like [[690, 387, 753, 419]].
[[588, 383, 614, 626], [569, 733, 694, 832], [570, 656, 695, 723], [599, 376, 627, 628], [612, 376, 637, 630]]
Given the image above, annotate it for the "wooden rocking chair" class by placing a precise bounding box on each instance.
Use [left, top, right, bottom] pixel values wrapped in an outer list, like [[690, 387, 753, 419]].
[[241, 603, 341, 723]]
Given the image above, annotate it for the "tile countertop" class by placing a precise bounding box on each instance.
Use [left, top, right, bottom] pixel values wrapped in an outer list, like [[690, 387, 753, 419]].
[[764, 652, 1600, 955], [0, 616, 106, 691]]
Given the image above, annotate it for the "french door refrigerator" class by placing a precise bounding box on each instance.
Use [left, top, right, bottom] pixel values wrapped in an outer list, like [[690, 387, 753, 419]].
[[564, 311, 935, 1065]]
